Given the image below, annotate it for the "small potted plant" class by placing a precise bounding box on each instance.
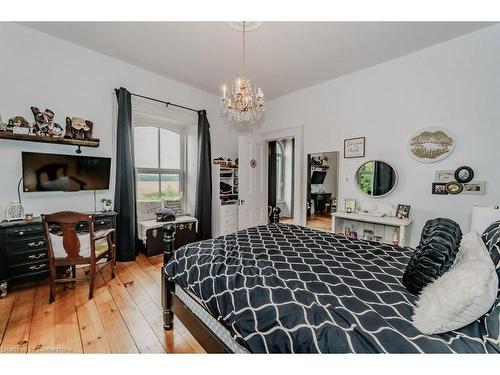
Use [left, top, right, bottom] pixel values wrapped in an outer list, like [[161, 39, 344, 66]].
[[101, 198, 112, 211], [154, 207, 176, 222]]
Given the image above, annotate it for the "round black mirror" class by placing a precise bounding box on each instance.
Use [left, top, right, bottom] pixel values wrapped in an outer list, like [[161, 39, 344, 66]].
[[355, 160, 398, 197]]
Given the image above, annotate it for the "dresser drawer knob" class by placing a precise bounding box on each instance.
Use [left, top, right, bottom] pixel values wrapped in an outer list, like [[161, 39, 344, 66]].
[[28, 240, 45, 247], [29, 264, 47, 271], [28, 253, 46, 260], [18, 231, 24, 236]]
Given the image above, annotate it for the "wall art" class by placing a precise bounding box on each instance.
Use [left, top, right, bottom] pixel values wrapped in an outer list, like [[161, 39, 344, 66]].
[[408, 127, 455, 163]]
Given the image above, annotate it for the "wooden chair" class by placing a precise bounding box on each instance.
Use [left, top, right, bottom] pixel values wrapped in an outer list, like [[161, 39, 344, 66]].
[[41, 211, 116, 303]]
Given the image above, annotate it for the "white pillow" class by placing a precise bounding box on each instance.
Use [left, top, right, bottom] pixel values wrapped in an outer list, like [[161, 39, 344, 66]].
[[456, 231, 492, 264], [412, 232, 498, 335]]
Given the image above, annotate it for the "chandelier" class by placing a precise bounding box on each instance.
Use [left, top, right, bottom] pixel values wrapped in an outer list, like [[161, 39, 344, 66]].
[[221, 21, 265, 123]]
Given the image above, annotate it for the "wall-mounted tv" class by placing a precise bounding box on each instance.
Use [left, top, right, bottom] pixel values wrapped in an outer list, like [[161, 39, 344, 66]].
[[22, 152, 111, 192], [311, 171, 327, 184]]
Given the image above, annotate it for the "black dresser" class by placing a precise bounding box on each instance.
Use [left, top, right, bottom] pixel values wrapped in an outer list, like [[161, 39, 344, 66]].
[[0, 211, 116, 297]]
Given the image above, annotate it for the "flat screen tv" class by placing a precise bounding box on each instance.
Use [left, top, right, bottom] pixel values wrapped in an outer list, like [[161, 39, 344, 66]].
[[311, 171, 327, 184], [22, 152, 111, 192]]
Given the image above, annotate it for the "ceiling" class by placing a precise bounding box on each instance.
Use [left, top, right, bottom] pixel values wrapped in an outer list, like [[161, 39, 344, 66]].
[[21, 22, 495, 99]]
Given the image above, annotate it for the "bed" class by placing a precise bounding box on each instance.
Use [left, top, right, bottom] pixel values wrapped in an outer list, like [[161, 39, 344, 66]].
[[161, 222, 499, 353]]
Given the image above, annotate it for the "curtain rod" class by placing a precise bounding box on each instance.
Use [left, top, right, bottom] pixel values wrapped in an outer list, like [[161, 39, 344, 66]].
[[128, 91, 202, 113]]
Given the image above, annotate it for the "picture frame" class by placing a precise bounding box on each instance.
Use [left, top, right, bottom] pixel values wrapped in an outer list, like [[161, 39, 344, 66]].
[[344, 198, 357, 213], [445, 181, 463, 195], [432, 182, 448, 195], [462, 181, 486, 195], [434, 170, 455, 183], [344, 137, 365, 158], [454, 166, 474, 184], [395, 204, 411, 219]]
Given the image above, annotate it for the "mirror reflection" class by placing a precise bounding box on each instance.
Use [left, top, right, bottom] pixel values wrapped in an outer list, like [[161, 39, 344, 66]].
[[355, 160, 397, 197], [306, 151, 339, 231]]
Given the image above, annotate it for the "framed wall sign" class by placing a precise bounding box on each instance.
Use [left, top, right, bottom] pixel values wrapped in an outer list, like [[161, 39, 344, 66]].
[[344, 137, 365, 158]]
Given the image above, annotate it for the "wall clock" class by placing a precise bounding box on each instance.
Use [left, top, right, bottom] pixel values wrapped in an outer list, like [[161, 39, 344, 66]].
[[6, 201, 25, 221]]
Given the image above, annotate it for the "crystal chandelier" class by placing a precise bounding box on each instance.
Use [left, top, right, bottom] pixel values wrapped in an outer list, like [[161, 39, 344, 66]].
[[221, 21, 265, 123]]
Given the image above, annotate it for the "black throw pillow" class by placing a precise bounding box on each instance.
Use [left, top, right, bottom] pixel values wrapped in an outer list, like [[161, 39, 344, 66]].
[[403, 218, 462, 295], [481, 220, 500, 267]]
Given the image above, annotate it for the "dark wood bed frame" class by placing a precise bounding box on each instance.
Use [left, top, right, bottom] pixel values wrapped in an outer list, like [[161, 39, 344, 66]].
[[161, 207, 281, 353]]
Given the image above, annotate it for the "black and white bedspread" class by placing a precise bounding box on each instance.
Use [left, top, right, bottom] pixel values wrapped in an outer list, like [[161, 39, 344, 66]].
[[165, 224, 498, 353]]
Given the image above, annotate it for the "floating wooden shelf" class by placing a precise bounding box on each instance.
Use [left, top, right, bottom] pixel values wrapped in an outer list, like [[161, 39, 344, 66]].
[[0, 131, 99, 153]]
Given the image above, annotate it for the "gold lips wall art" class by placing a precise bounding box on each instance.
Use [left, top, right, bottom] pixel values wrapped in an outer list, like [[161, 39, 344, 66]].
[[408, 127, 455, 163]]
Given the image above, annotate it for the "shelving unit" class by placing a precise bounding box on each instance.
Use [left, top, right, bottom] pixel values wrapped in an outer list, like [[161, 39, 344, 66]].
[[331, 212, 413, 246], [0, 132, 99, 153], [212, 164, 239, 237]]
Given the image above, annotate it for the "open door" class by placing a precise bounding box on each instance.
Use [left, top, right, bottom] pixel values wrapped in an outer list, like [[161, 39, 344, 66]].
[[238, 135, 267, 230]]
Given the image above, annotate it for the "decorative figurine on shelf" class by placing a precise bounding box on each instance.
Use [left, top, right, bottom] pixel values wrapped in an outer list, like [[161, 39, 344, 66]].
[[31, 107, 63, 137], [7, 116, 30, 133], [64, 116, 99, 142], [101, 198, 112, 211], [0, 116, 6, 131]]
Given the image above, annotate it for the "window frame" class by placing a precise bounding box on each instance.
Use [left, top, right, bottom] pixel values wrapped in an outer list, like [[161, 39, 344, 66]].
[[134, 124, 187, 209]]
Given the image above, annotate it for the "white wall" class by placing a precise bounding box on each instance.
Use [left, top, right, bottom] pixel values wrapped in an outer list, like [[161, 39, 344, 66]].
[[263, 24, 500, 246], [0, 22, 239, 218]]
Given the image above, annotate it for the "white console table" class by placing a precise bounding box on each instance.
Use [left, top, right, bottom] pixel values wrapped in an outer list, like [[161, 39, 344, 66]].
[[331, 212, 413, 246]]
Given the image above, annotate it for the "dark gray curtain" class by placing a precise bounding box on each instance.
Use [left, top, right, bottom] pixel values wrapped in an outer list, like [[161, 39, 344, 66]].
[[195, 110, 212, 240], [267, 141, 277, 222], [114, 87, 137, 261]]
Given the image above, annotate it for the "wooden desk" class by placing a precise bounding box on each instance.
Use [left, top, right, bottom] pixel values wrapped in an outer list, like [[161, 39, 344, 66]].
[[0, 211, 116, 297], [310, 192, 332, 215]]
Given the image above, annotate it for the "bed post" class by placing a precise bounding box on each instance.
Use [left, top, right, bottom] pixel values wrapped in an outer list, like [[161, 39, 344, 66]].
[[272, 207, 281, 223], [162, 223, 176, 330]]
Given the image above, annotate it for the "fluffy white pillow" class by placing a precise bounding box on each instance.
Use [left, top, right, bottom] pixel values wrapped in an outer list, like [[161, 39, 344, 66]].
[[412, 232, 498, 335]]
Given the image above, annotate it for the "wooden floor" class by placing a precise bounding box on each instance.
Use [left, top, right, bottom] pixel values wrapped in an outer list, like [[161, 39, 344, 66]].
[[0, 254, 205, 354], [306, 214, 332, 231]]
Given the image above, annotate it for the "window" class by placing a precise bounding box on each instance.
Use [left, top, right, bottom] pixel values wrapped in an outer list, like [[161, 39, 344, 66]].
[[134, 126, 185, 203]]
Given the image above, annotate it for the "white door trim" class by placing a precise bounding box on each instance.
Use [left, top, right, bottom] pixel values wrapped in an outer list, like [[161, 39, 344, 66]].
[[258, 125, 305, 226]]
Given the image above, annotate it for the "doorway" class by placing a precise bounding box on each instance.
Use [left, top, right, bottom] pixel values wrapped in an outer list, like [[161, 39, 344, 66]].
[[306, 151, 339, 231], [268, 138, 294, 224]]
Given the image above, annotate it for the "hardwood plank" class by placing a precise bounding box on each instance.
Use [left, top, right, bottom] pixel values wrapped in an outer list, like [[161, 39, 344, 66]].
[[28, 284, 55, 353], [135, 254, 162, 286], [0, 256, 206, 354], [0, 293, 15, 347], [0, 287, 36, 353], [116, 263, 194, 353], [92, 274, 139, 353], [71, 267, 111, 353], [124, 260, 161, 307], [130, 258, 206, 354], [77, 300, 111, 353], [53, 285, 83, 353], [105, 269, 165, 353]]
